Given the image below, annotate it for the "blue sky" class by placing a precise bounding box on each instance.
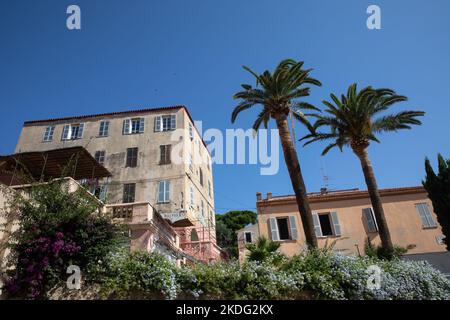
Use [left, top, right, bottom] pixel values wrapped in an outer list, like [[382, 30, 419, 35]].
[[1, 0, 449, 213]]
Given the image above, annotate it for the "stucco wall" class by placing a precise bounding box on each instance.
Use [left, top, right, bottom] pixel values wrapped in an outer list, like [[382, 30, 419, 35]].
[[14, 108, 215, 230], [255, 190, 445, 258]]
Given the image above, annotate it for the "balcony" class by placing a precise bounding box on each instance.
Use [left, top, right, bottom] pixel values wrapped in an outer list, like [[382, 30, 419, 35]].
[[104, 202, 180, 254]]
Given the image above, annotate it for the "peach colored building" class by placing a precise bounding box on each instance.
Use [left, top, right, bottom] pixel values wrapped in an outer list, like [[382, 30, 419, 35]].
[[237, 187, 446, 262]]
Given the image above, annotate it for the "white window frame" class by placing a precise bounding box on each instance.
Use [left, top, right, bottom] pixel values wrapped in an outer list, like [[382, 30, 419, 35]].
[[157, 180, 170, 203], [99, 120, 110, 137], [123, 118, 144, 135], [43, 126, 55, 142], [94, 150, 106, 165], [155, 114, 176, 132], [62, 123, 84, 141]]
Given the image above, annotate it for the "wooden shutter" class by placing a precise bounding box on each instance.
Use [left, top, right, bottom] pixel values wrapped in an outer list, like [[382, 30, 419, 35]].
[[312, 213, 323, 237], [289, 216, 298, 240], [363, 208, 378, 232], [330, 211, 342, 236], [269, 217, 279, 241], [123, 119, 131, 134]]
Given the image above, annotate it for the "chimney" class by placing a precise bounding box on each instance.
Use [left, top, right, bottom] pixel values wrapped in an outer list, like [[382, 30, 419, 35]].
[[266, 192, 272, 200], [320, 187, 327, 195], [256, 192, 262, 201]]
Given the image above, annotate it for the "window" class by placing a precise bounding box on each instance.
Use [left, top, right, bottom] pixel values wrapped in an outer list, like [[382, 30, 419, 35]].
[[199, 168, 204, 186], [158, 180, 170, 203], [154, 115, 176, 132], [159, 145, 172, 165], [312, 212, 342, 237], [244, 232, 253, 244], [208, 181, 211, 197], [126, 147, 138, 168], [94, 151, 106, 165], [123, 118, 144, 135], [268, 216, 298, 241], [363, 208, 378, 233], [99, 120, 110, 137], [62, 123, 84, 140], [90, 184, 108, 202], [415, 203, 437, 228], [201, 200, 205, 218], [188, 122, 194, 140], [188, 153, 193, 172], [190, 185, 194, 207], [43, 126, 55, 142], [180, 192, 184, 209], [123, 183, 136, 203]]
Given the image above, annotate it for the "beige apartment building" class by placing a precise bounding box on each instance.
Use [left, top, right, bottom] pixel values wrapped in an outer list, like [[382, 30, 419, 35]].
[[237, 187, 446, 262], [5, 105, 222, 263]]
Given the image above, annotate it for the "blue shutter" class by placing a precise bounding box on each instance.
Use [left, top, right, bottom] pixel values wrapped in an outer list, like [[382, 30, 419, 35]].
[[165, 181, 170, 202], [158, 181, 164, 203]]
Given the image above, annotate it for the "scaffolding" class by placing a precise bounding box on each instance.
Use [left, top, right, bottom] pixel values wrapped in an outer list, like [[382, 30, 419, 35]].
[[174, 214, 223, 264]]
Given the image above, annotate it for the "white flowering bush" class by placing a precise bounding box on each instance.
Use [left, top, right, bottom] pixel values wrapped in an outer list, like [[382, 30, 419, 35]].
[[100, 250, 180, 300], [98, 249, 450, 300]]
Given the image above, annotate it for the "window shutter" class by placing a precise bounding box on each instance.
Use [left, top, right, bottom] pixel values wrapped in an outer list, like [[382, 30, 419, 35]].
[[166, 145, 171, 164], [268, 217, 279, 241], [99, 185, 108, 202], [77, 123, 84, 138], [165, 181, 170, 202], [170, 114, 176, 130], [139, 118, 145, 133], [312, 213, 323, 237], [123, 119, 131, 135], [154, 116, 161, 132], [330, 211, 342, 236], [62, 125, 71, 140], [289, 216, 298, 240], [363, 208, 378, 232], [158, 181, 164, 203], [416, 203, 437, 228]]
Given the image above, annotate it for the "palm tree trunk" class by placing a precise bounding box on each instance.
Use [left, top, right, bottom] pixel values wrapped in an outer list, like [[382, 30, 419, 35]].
[[275, 114, 318, 248], [354, 148, 394, 252]]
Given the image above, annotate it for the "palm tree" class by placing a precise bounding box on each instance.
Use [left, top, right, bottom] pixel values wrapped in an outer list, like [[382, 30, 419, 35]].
[[246, 236, 280, 261], [302, 83, 425, 255], [232, 59, 321, 248]]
